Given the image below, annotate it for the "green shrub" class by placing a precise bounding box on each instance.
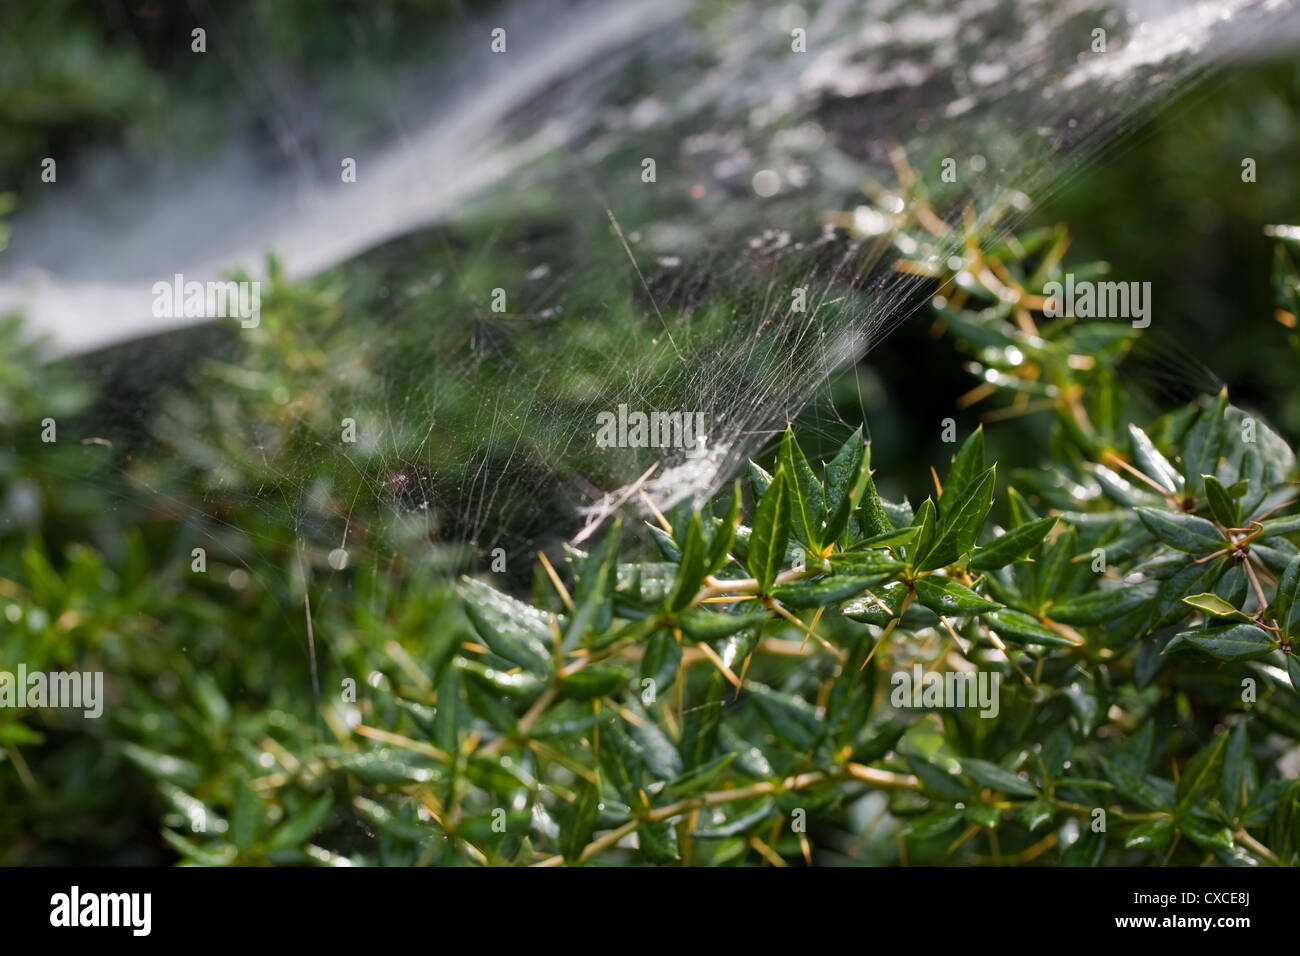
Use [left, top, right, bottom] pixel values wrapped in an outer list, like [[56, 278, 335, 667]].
[[3, 191, 1299, 866]]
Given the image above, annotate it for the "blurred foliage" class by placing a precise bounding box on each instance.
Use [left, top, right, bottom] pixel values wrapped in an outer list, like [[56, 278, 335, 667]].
[[0, 0, 500, 199]]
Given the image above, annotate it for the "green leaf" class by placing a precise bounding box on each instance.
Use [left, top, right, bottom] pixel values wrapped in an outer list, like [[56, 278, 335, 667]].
[[779, 428, 826, 552], [1020, 799, 1056, 833], [648, 524, 680, 561], [842, 581, 927, 627], [1176, 730, 1229, 813], [858, 444, 894, 539], [706, 482, 742, 573], [747, 682, 824, 751], [1032, 526, 1080, 611], [905, 754, 972, 800], [638, 818, 680, 863], [853, 525, 917, 550], [679, 671, 725, 770], [1006, 486, 1041, 527], [1153, 556, 1227, 627], [459, 577, 555, 678], [913, 575, 1001, 616], [1181, 592, 1253, 624], [229, 777, 265, 851], [849, 721, 906, 765], [1181, 390, 1229, 496], [747, 466, 791, 593], [565, 519, 621, 645], [640, 629, 681, 698], [267, 794, 334, 852], [1166, 623, 1275, 662], [561, 780, 601, 862], [161, 830, 238, 867], [1124, 818, 1174, 852], [1100, 757, 1171, 812], [823, 428, 871, 545], [667, 513, 707, 612], [1112, 721, 1154, 777], [969, 515, 1058, 571], [772, 572, 892, 609], [1047, 586, 1153, 626], [560, 664, 630, 701], [353, 796, 432, 843], [1222, 722, 1253, 819], [657, 754, 735, 803], [1258, 513, 1300, 539], [1178, 818, 1235, 854], [1128, 423, 1182, 494], [119, 743, 202, 789], [675, 607, 767, 640], [902, 807, 965, 839], [688, 798, 774, 838], [1136, 507, 1223, 554], [957, 757, 1037, 797], [920, 466, 996, 571], [748, 460, 772, 498], [906, 499, 937, 574], [1202, 475, 1239, 528], [1275, 554, 1300, 636], [826, 551, 905, 575], [943, 426, 985, 510], [984, 608, 1079, 647]]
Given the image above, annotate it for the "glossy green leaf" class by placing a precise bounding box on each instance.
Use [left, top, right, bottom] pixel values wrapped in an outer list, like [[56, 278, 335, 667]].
[[779, 427, 826, 552], [1166, 623, 1274, 662], [969, 515, 1058, 570], [773, 572, 893, 609], [1047, 585, 1152, 626], [1202, 474, 1238, 528], [1128, 423, 1182, 494], [920, 466, 996, 571], [907, 498, 937, 573], [1136, 507, 1223, 554], [823, 429, 871, 545], [459, 577, 555, 678], [943, 426, 985, 510], [984, 608, 1079, 647], [675, 607, 767, 640], [667, 513, 708, 612], [1181, 592, 1253, 624], [1275, 553, 1300, 636], [747, 466, 791, 593], [914, 575, 1001, 616], [706, 482, 742, 573]]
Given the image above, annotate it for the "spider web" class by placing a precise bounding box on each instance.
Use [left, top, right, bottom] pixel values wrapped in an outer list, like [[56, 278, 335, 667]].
[[13, 0, 1300, 604]]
